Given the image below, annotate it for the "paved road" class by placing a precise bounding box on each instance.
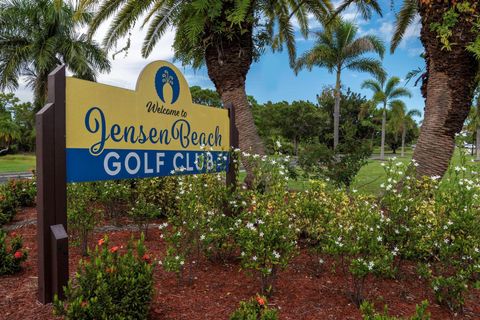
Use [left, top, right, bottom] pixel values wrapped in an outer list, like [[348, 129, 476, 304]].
[[0, 172, 34, 184]]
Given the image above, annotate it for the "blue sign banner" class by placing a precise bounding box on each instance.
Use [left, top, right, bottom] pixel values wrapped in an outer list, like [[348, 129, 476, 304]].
[[66, 149, 229, 183]]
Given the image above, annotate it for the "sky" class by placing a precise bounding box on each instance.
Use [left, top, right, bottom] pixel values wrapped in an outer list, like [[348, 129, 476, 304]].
[[11, 0, 425, 118]]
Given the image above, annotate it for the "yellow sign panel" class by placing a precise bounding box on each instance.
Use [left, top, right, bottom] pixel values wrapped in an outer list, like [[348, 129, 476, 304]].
[[65, 61, 230, 182]]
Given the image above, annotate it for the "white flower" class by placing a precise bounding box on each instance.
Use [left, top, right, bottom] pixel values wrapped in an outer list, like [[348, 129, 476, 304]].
[[175, 256, 180, 260], [259, 232, 264, 237], [273, 251, 281, 259], [377, 236, 382, 242], [180, 260, 185, 266], [276, 140, 282, 148], [200, 235, 205, 240], [368, 261, 375, 271], [252, 256, 257, 261]]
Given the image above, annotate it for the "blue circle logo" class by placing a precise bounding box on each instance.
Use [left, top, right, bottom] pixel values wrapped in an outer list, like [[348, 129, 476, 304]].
[[155, 66, 180, 105]]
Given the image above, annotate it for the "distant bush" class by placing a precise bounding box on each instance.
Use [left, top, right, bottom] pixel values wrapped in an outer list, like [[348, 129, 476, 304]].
[[229, 295, 278, 320], [360, 300, 430, 320], [53, 234, 154, 320], [0, 230, 28, 275], [0, 178, 36, 226]]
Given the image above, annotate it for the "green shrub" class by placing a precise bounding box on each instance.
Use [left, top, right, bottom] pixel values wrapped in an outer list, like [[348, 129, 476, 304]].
[[0, 187, 17, 226], [67, 183, 100, 256], [135, 177, 178, 216], [0, 230, 28, 275], [229, 295, 278, 320], [53, 234, 154, 320], [95, 180, 132, 224], [360, 300, 430, 320], [129, 194, 161, 239], [7, 178, 36, 207]]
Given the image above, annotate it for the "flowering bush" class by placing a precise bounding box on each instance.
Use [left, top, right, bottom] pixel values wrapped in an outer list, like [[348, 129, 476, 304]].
[[229, 295, 278, 320], [161, 151, 232, 282], [134, 177, 178, 216], [236, 152, 298, 295], [6, 178, 36, 207], [129, 194, 161, 239], [418, 155, 480, 312], [360, 300, 430, 320], [0, 185, 17, 226], [0, 230, 28, 275], [53, 235, 154, 320], [67, 183, 100, 256], [95, 180, 132, 224]]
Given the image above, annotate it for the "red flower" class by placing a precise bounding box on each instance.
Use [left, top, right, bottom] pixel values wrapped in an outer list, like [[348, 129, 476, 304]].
[[98, 238, 105, 246], [14, 251, 23, 259], [10, 232, 17, 237], [142, 254, 151, 264], [109, 246, 119, 253], [81, 301, 88, 308], [256, 296, 265, 306], [106, 267, 115, 274]]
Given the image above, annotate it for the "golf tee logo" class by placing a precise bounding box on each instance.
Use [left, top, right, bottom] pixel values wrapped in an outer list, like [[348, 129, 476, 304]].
[[155, 66, 180, 105]]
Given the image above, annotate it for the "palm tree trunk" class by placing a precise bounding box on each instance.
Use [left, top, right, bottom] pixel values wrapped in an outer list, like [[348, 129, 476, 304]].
[[380, 105, 386, 161], [204, 24, 264, 186], [334, 69, 341, 149], [401, 122, 406, 158], [413, 2, 479, 177], [476, 127, 480, 161]]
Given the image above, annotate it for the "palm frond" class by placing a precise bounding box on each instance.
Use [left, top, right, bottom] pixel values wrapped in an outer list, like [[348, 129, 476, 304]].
[[391, 0, 417, 53]]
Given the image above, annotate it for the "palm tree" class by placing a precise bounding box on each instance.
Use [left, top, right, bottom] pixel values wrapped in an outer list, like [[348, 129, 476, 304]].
[[0, 0, 111, 111], [0, 113, 19, 153], [77, 0, 339, 183], [387, 0, 480, 177], [389, 100, 421, 157], [295, 20, 385, 149], [362, 76, 411, 160]]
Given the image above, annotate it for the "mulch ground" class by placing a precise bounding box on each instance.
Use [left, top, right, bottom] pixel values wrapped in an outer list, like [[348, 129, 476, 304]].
[[1, 208, 480, 320]]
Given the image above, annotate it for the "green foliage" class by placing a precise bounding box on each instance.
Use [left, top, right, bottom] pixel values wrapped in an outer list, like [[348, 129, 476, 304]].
[[161, 151, 231, 281], [129, 194, 161, 239], [236, 153, 297, 295], [0, 230, 28, 275], [0, 0, 111, 109], [95, 180, 132, 224], [299, 140, 372, 188], [229, 295, 278, 320], [0, 178, 36, 226], [134, 177, 178, 217], [190, 86, 223, 108], [360, 300, 430, 320], [53, 235, 154, 320], [67, 183, 100, 256]]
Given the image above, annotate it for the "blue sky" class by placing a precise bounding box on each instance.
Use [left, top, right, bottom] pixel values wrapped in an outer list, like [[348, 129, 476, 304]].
[[12, 0, 425, 118]]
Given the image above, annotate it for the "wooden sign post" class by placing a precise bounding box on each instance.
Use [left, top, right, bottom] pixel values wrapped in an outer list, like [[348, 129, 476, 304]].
[[36, 61, 236, 304], [36, 65, 68, 304]]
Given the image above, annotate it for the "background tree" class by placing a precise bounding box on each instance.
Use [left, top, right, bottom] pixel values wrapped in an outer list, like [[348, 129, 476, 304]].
[[388, 100, 420, 157], [80, 0, 336, 184], [295, 19, 385, 149], [388, 0, 480, 177], [0, 93, 35, 153], [0, 0, 111, 111], [464, 89, 480, 160], [362, 76, 411, 160], [190, 86, 223, 108]]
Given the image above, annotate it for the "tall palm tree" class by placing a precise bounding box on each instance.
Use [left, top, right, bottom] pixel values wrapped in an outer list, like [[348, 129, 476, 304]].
[[295, 20, 385, 149], [386, 0, 480, 177], [78, 0, 339, 183], [362, 76, 411, 160], [389, 100, 421, 157], [0, 0, 111, 111]]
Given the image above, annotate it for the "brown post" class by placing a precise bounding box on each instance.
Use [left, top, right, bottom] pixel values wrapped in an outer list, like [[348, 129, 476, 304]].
[[36, 65, 68, 304], [50, 224, 69, 300], [226, 103, 239, 191]]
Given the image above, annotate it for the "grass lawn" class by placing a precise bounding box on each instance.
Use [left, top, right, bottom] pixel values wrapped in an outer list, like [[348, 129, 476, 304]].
[[0, 154, 36, 173]]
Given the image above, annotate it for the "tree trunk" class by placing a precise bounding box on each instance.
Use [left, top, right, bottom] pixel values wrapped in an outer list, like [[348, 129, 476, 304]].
[[413, 2, 479, 177], [293, 136, 298, 156], [401, 122, 406, 157], [334, 69, 342, 149], [476, 127, 480, 161], [204, 20, 264, 186], [380, 106, 386, 161]]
